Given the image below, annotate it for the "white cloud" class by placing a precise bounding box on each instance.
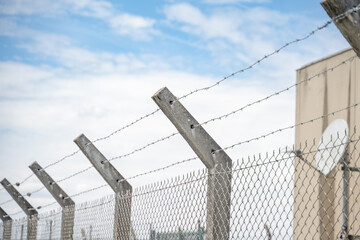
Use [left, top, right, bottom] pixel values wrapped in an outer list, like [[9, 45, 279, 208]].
[[110, 14, 157, 40], [164, 3, 240, 42], [0, 20, 164, 73], [0, 0, 113, 18], [0, 0, 157, 40], [164, 3, 291, 45], [64, 0, 113, 18], [0, 0, 64, 15], [163, 2, 349, 74]]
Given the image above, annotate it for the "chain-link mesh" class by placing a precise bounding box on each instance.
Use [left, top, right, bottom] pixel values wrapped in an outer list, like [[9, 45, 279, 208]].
[[36, 208, 62, 239], [11, 217, 27, 240], [3, 132, 360, 239]]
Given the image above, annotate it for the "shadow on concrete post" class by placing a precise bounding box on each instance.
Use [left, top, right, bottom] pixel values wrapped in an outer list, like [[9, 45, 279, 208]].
[[29, 161, 75, 240], [0, 178, 38, 240], [74, 134, 132, 240], [152, 87, 233, 240]]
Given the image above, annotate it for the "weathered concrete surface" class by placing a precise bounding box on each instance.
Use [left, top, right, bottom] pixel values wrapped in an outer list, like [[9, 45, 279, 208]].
[[1, 178, 38, 240], [29, 161, 75, 240], [74, 134, 132, 240], [322, 0, 360, 57]]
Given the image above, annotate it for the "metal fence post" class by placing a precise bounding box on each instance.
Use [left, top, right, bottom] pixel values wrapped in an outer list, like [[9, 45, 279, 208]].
[[74, 134, 132, 240], [0, 178, 38, 240], [152, 87, 233, 240], [0, 207, 12, 240], [29, 161, 75, 240]]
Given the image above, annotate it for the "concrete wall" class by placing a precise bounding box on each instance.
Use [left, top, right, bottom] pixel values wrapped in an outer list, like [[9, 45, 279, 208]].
[[294, 48, 360, 239]]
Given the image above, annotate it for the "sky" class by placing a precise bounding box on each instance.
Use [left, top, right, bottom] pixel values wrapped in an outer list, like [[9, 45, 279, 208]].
[[0, 0, 351, 218]]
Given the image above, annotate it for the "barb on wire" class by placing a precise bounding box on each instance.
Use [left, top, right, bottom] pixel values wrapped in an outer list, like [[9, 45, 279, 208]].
[[0, 199, 13, 206], [43, 149, 81, 170], [108, 132, 179, 161], [116, 156, 198, 184], [332, 3, 360, 22], [92, 109, 161, 144]]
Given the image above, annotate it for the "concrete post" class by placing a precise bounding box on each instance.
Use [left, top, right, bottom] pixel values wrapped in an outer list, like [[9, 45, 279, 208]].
[[321, 0, 360, 57], [152, 87, 233, 240], [74, 134, 132, 240], [0, 178, 38, 240], [29, 161, 75, 240], [0, 207, 12, 240]]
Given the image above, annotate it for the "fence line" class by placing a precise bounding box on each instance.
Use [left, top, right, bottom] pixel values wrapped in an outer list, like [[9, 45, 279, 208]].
[[2, 132, 359, 239]]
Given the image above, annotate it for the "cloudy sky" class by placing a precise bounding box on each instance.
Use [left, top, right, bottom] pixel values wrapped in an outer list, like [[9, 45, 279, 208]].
[[0, 0, 350, 217]]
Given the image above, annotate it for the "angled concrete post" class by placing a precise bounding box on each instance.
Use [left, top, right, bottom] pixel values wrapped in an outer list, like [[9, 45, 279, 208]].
[[74, 134, 132, 240], [29, 161, 75, 240], [0, 178, 38, 240], [152, 87, 233, 240], [0, 207, 12, 240], [321, 0, 360, 57]]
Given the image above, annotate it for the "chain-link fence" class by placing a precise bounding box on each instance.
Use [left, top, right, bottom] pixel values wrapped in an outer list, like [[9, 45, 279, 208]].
[[1, 132, 359, 240]]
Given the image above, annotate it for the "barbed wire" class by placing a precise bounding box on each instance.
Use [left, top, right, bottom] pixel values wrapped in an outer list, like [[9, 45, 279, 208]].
[[1, 5, 359, 205], [1, 54, 357, 205], [0, 199, 13, 206], [3, 3, 353, 194]]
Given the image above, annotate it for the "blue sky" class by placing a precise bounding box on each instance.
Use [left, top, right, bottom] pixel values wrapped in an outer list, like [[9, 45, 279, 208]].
[[0, 0, 351, 217]]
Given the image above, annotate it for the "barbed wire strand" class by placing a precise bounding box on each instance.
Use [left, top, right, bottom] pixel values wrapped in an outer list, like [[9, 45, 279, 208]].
[[176, 4, 360, 101], [217, 102, 359, 153]]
